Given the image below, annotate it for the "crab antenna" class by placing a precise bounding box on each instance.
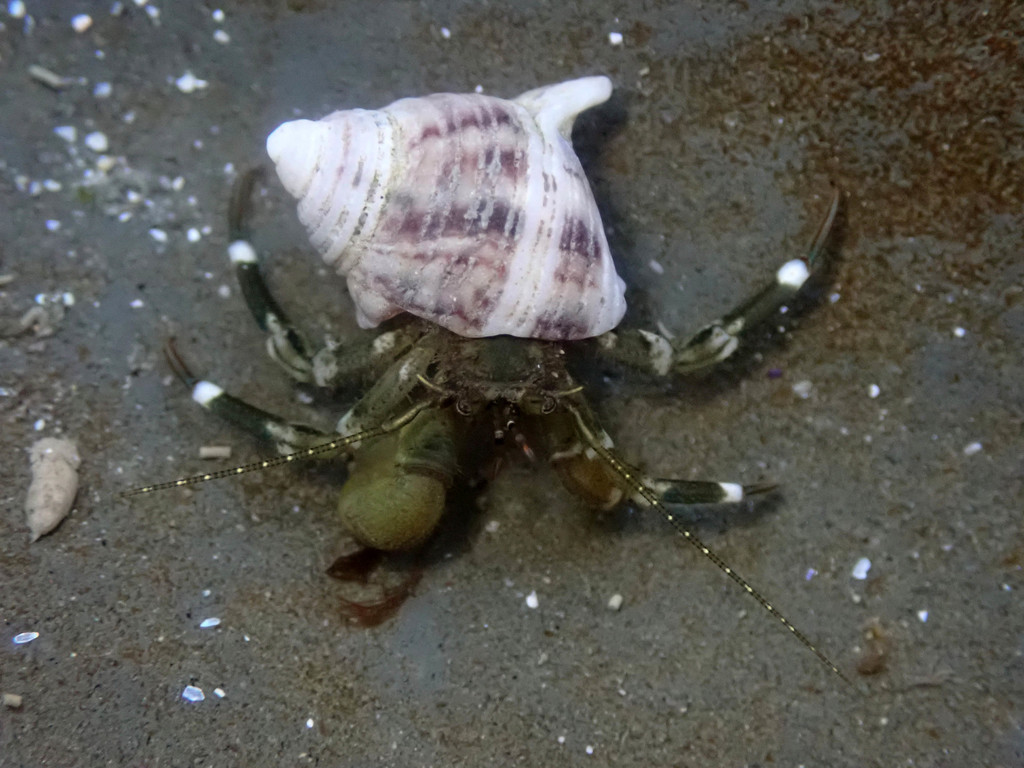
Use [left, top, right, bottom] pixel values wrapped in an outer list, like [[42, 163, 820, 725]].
[[120, 402, 429, 498], [565, 403, 851, 685]]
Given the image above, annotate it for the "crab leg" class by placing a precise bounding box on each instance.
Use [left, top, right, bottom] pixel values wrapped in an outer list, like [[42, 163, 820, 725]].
[[598, 188, 841, 376], [227, 169, 316, 382], [164, 340, 329, 456], [544, 401, 761, 510], [227, 169, 422, 387]]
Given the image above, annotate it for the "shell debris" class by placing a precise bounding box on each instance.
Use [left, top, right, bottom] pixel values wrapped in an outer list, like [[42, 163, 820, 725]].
[[181, 685, 205, 702], [198, 445, 232, 460], [24, 437, 80, 542], [851, 557, 871, 580]]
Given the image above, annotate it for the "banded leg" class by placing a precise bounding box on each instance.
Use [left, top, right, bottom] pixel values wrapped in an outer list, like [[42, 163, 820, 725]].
[[598, 188, 841, 376], [227, 169, 423, 387], [544, 404, 768, 511], [165, 341, 329, 455], [228, 169, 315, 383]]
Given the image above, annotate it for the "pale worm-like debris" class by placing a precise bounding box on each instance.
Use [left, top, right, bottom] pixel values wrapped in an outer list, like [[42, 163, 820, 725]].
[[25, 437, 81, 541]]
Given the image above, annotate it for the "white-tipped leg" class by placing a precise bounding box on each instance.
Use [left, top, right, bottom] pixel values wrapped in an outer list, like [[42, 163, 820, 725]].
[[597, 188, 841, 376]]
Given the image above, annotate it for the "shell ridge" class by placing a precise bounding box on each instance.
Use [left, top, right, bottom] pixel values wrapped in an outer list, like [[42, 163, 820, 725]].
[[514, 76, 613, 139]]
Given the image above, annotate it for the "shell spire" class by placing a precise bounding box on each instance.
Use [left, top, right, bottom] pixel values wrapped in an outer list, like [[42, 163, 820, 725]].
[[267, 77, 627, 341]]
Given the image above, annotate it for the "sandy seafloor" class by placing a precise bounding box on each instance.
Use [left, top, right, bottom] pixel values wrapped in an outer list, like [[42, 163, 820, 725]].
[[1, 2, 1022, 766]]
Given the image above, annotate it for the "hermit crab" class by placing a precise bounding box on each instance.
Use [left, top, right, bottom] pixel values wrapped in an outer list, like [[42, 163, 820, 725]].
[[126, 77, 846, 680]]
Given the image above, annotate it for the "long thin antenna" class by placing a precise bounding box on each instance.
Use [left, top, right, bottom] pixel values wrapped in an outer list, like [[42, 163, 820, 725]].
[[566, 403, 851, 685], [120, 402, 429, 498]]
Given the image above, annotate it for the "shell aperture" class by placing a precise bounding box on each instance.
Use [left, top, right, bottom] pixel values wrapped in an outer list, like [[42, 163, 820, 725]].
[[267, 76, 627, 340]]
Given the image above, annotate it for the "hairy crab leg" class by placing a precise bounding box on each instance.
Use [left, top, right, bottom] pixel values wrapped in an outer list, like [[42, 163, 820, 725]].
[[598, 188, 842, 376]]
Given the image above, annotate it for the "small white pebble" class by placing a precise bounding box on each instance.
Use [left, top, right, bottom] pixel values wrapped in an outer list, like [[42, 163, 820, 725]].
[[484, 519, 500, 534], [829, 292, 841, 303], [868, 383, 880, 399], [13, 631, 39, 644], [474, 84, 484, 94], [608, 31, 623, 45], [862, 51, 881, 62], [439, 26, 450, 39], [804, 567, 818, 581], [43, 179, 62, 192], [586, 745, 595, 755], [62, 292, 75, 306], [525, 590, 539, 609], [607, 593, 623, 611], [963, 441, 983, 456], [953, 326, 966, 338], [199, 617, 221, 628], [305, 718, 314, 729], [71, 13, 92, 32], [212, 8, 224, 22], [175, 71, 208, 93], [45, 219, 60, 232], [129, 298, 144, 309], [917, 609, 929, 623], [148, 228, 168, 243], [791, 380, 813, 399], [217, 284, 231, 299], [181, 685, 205, 702], [648, 259, 664, 275], [213, 28, 229, 44], [851, 557, 871, 580], [187, 227, 201, 243], [213, 687, 226, 698], [93, 81, 112, 98], [54, 125, 77, 143], [83, 131, 109, 152], [223, 162, 235, 175], [8, 0, 25, 19], [144, 4, 158, 21], [557, 735, 566, 744]]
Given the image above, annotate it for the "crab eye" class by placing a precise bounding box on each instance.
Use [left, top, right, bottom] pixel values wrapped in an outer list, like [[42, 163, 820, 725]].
[[455, 399, 473, 416], [541, 397, 557, 414]]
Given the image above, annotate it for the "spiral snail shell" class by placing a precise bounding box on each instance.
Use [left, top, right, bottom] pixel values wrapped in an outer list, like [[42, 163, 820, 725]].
[[266, 76, 627, 340]]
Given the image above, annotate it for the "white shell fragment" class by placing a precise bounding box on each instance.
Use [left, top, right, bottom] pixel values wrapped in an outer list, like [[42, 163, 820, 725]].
[[851, 557, 872, 580], [181, 685, 205, 702], [267, 76, 627, 340], [24, 438, 80, 542]]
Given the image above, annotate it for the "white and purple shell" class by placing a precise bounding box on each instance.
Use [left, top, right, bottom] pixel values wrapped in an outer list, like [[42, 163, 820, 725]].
[[266, 76, 627, 340]]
